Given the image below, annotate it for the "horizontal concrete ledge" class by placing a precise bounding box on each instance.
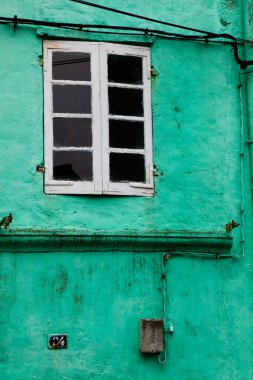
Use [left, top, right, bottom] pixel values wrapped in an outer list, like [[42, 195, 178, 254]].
[[0, 230, 233, 254], [36, 27, 155, 45]]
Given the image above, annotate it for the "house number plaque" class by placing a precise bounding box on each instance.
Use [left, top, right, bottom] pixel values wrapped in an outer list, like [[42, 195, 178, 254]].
[[48, 334, 68, 349]]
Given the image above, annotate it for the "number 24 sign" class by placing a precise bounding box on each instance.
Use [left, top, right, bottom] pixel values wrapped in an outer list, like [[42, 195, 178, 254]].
[[48, 334, 68, 349]]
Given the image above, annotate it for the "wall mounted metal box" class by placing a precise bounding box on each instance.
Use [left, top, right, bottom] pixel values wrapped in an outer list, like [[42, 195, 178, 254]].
[[140, 319, 164, 354]]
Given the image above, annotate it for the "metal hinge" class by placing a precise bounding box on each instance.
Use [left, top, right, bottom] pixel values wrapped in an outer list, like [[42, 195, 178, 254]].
[[150, 66, 159, 78], [36, 164, 46, 173]]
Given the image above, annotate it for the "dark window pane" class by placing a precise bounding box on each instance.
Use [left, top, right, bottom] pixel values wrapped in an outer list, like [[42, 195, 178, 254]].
[[53, 85, 91, 114], [53, 151, 93, 181], [108, 55, 142, 84], [109, 120, 144, 149], [52, 52, 91, 81], [109, 88, 143, 116], [110, 153, 145, 182], [53, 118, 92, 147]]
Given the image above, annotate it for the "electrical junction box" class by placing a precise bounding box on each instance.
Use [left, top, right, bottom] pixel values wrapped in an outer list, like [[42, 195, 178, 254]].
[[140, 319, 164, 354]]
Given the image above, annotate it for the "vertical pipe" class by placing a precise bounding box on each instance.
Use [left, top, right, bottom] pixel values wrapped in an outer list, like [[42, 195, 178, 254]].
[[239, 0, 253, 256], [243, 1, 253, 188]]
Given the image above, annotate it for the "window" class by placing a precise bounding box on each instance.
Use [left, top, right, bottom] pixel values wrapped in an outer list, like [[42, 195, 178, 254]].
[[44, 41, 153, 196]]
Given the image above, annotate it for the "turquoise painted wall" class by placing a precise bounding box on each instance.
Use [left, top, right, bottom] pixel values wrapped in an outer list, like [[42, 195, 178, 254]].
[[0, 0, 253, 379]]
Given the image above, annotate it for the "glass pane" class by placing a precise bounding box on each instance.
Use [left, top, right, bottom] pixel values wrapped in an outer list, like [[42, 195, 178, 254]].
[[53, 85, 91, 114], [52, 52, 91, 81], [110, 153, 145, 182], [53, 118, 92, 147], [108, 55, 142, 84], [109, 120, 144, 149], [53, 151, 93, 181], [109, 88, 143, 116]]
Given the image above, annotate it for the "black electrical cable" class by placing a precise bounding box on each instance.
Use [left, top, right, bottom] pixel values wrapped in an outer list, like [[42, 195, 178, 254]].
[[70, 0, 218, 37], [69, 0, 253, 45], [0, 15, 252, 68], [70, 0, 253, 44], [0, 15, 252, 45], [0, 15, 236, 41], [69, 0, 253, 67], [0, 16, 219, 40]]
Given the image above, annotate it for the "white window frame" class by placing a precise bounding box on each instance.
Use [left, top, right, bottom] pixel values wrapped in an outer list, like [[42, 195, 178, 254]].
[[44, 41, 154, 196]]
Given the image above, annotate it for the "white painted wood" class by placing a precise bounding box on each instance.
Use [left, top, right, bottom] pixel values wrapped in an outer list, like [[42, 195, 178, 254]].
[[44, 41, 153, 196], [100, 43, 153, 196], [90, 43, 103, 194], [44, 46, 54, 186], [53, 147, 93, 151], [143, 52, 154, 190], [108, 148, 145, 154], [46, 181, 74, 186], [44, 41, 99, 195], [100, 42, 110, 194], [52, 80, 92, 85], [52, 113, 93, 118], [108, 115, 144, 121], [108, 83, 144, 89], [129, 182, 154, 189]]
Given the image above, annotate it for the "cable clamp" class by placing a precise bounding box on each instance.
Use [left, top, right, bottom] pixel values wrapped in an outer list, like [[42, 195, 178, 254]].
[[13, 15, 18, 32]]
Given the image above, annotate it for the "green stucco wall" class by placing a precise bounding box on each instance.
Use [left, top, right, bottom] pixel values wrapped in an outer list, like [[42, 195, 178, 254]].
[[0, 0, 253, 379]]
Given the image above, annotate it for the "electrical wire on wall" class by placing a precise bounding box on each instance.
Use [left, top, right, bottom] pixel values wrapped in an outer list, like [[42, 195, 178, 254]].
[[0, 6, 248, 256], [158, 254, 168, 365], [158, 253, 173, 365], [157, 250, 236, 365], [0, 13, 253, 68], [69, 0, 253, 69], [238, 69, 246, 257]]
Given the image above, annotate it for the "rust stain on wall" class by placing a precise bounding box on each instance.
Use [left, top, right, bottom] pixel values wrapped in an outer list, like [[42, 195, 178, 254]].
[[55, 267, 68, 294]]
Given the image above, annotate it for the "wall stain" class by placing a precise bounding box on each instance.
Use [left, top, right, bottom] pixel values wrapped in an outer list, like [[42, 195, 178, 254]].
[[249, 2, 253, 25], [73, 283, 83, 305], [226, 0, 237, 8], [55, 267, 68, 294], [218, 0, 238, 29], [88, 265, 93, 280], [184, 319, 197, 336], [173, 100, 183, 129], [74, 294, 83, 304]]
